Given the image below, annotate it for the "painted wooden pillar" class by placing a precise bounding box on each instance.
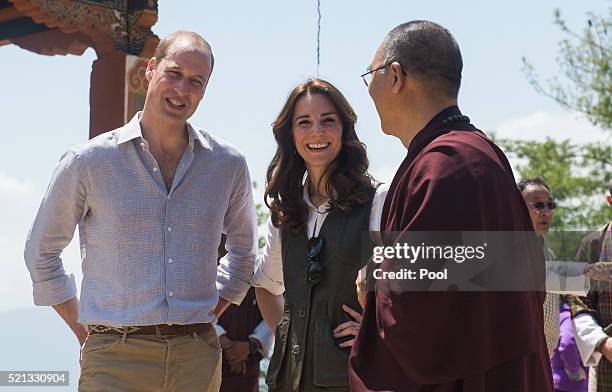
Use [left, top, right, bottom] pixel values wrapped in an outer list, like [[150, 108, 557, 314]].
[[1, 0, 159, 139], [89, 52, 148, 138]]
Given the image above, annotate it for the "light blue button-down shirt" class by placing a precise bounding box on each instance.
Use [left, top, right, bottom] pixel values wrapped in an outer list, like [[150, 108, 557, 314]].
[[24, 113, 258, 327]]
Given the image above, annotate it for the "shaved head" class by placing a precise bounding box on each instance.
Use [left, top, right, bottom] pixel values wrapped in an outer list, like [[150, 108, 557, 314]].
[[381, 20, 462, 99]]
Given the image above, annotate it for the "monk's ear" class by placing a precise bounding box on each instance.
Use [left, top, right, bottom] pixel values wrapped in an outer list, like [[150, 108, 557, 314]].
[[607, 195, 612, 207], [390, 62, 405, 94]]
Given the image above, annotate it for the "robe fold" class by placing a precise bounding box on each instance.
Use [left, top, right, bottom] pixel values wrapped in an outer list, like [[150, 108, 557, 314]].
[[349, 106, 553, 391]]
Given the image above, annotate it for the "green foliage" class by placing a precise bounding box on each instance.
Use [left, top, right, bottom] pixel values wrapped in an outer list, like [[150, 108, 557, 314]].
[[522, 8, 612, 130], [545, 231, 589, 261], [256, 201, 268, 250], [253, 181, 270, 250], [507, 8, 612, 230], [496, 137, 611, 230]]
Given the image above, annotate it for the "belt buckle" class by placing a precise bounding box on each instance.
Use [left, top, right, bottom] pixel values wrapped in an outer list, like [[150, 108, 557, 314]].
[[155, 324, 180, 338], [155, 325, 168, 338]]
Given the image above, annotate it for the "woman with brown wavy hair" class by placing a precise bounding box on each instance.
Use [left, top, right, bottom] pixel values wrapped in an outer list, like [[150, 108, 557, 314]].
[[251, 79, 387, 391]]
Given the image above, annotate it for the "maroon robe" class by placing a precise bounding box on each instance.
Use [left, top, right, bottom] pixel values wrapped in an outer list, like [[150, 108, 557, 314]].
[[218, 287, 263, 392], [348, 106, 553, 391]]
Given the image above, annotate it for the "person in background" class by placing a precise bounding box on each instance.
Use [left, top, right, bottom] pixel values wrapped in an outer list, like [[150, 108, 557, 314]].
[[518, 177, 560, 358], [216, 235, 273, 392], [569, 179, 612, 392], [552, 296, 588, 392], [216, 287, 273, 392], [517, 177, 612, 392]]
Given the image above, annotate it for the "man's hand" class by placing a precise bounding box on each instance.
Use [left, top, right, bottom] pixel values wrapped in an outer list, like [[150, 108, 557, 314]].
[[219, 334, 234, 351], [211, 297, 231, 318], [79, 338, 87, 369], [51, 297, 89, 368], [220, 334, 242, 373], [52, 297, 88, 343], [77, 328, 88, 369], [229, 360, 247, 374], [585, 262, 612, 282], [599, 338, 612, 362], [333, 305, 363, 348], [225, 341, 250, 363], [223, 339, 250, 374]]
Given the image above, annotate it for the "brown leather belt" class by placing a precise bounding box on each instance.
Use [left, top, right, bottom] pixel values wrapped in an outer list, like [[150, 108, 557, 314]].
[[88, 323, 212, 336]]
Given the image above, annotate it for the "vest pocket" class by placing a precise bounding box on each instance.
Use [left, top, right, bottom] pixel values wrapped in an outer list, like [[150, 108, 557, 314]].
[[266, 302, 292, 389], [313, 301, 350, 387]]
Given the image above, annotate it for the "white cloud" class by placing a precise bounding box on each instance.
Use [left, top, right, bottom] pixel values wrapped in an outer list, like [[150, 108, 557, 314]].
[[0, 233, 81, 313], [0, 172, 38, 206], [371, 164, 398, 185], [493, 111, 607, 143]]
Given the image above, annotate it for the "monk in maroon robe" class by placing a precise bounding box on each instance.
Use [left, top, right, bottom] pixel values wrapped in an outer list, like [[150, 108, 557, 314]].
[[349, 21, 552, 391]]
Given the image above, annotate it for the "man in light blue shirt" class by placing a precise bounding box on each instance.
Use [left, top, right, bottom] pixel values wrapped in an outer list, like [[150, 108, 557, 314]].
[[24, 31, 257, 391]]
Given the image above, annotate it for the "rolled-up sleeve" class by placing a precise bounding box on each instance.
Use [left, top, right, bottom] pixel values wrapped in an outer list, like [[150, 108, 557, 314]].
[[24, 149, 88, 306], [572, 313, 607, 366], [251, 217, 285, 296], [216, 156, 257, 305], [250, 320, 275, 358]]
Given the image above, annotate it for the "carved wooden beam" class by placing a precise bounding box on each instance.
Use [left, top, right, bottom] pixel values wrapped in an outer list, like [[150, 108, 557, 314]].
[[6, 0, 158, 57]]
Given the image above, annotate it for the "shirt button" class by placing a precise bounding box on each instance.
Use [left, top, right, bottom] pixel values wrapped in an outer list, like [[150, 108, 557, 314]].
[[167, 227, 172, 232], [168, 291, 174, 297], [168, 258, 173, 264], [296, 309, 306, 318], [152, 167, 158, 172], [140, 142, 146, 148], [167, 195, 171, 200], [291, 345, 301, 355]]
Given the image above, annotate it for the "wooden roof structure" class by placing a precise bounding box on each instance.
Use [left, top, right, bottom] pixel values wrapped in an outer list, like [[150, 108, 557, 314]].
[[0, 0, 159, 58], [1, 0, 160, 137]]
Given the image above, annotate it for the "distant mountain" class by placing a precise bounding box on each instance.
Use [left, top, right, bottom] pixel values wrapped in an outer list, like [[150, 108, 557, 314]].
[[0, 307, 80, 391]]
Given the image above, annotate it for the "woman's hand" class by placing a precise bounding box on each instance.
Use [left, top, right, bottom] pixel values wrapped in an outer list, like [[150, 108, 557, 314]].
[[333, 305, 363, 348]]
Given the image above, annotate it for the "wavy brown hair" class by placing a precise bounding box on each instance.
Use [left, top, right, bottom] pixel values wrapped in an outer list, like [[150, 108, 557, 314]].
[[265, 79, 375, 233]]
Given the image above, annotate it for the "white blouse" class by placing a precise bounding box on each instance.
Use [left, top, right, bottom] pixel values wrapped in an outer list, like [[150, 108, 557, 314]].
[[251, 182, 388, 296]]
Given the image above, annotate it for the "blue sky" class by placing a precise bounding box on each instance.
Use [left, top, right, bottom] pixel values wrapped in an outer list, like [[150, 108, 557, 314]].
[[1, 0, 610, 313]]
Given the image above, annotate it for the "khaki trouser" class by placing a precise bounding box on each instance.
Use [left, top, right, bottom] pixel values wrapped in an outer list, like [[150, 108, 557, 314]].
[[79, 327, 222, 392]]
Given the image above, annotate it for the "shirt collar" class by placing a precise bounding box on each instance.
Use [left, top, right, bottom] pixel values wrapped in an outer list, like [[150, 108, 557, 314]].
[[116, 112, 212, 150], [116, 113, 144, 145], [404, 105, 462, 166], [302, 176, 338, 213], [406, 105, 461, 154], [189, 122, 212, 150]]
